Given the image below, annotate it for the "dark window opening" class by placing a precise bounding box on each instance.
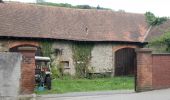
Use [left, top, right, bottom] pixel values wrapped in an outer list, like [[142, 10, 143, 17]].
[[55, 49, 63, 56], [60, 61, 69, 69]]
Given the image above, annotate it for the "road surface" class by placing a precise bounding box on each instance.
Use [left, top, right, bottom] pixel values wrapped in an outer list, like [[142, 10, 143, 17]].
[[37, 89, 170, 100]]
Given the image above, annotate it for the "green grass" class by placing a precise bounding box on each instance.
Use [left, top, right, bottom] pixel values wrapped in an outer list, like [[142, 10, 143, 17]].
[[35, 76, 134, 94]]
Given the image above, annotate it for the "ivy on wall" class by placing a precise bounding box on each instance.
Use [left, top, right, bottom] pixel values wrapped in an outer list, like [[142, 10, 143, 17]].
[[40, 41, 94, 78], [40, 41, 53, 57], [72, 42, 94, 78], [40, 41, 62, 79]]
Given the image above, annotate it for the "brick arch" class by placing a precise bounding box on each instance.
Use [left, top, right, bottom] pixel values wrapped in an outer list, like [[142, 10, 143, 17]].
[[113, 45, 137, 52], [9, 41, 40, 49], [9, 41, 39, 93]]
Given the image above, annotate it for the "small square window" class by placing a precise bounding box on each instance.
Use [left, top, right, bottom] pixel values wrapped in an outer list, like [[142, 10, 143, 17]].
[[60, 61, 69, 69], [55, 49, 63, 56]]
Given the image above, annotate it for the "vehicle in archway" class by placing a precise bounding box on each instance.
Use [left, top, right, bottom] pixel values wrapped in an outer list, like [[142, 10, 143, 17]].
[[35, 56, 52, 90]]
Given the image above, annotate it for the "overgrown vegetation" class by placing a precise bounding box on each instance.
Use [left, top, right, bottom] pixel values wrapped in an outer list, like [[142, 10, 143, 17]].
[[35, 76, 134, 94], [72, 42, 94, 78], [40, 41, 61, 79], [148, 31, 170, 52], [37, 2, 111, 10], [51, 65, 60, 79], [40, 41, 53, 57], [145, 12, 170, 52]]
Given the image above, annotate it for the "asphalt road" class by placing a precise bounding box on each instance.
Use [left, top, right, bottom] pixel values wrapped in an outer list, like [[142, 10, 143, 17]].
[[37, 89, 170, 100]]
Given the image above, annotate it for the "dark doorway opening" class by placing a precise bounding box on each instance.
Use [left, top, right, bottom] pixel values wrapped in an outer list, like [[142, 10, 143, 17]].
[[115, 48, 136, 76]]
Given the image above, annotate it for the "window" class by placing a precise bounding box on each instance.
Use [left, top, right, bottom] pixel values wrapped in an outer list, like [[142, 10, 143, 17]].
[[60, 61, 69, 69], [55, 48, 63, 56]]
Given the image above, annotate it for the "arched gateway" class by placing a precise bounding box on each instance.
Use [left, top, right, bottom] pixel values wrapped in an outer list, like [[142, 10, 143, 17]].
[[115, 48, 136, 76], [9, 42, 39, 94]]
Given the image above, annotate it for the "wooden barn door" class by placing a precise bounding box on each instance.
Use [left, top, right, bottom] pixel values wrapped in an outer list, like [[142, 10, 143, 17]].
[[115, 48, 136, 76]]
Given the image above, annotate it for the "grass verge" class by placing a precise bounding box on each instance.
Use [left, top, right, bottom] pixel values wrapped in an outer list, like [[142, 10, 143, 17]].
[[35, 76, 134, 94]]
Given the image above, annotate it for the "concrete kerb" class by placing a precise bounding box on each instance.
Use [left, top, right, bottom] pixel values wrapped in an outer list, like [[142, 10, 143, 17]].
[[0, 94, 36, 100], [37, 90, 134, 98], [18, 94, 37, 100]]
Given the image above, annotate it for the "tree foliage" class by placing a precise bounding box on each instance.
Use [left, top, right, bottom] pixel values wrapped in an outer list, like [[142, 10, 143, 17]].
[[40, 41, 53, 57], [146, 12, 169, 52], [37, 2, 111, 10], [145, 12, 167, 26], [76, 5, 92, 9], [149, 31, 170, 52]]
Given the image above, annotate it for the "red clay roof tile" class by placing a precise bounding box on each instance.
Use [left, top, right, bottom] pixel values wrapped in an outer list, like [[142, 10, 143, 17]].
[[0, 3, 164, 42]]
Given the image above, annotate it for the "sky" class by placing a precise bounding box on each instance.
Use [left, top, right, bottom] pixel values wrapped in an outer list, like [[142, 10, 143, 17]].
[[4, 0, 170, 17]]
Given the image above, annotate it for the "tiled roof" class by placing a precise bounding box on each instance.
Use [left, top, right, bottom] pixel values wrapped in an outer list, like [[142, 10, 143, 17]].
[[0, 3, 149, 42]]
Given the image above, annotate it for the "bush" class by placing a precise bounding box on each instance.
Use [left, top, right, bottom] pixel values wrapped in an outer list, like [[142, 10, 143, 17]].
[[72, 42, 94, 78], [51, 66, 60, 79], [148, 31, 170, 52], [86, 72, 111, 79]]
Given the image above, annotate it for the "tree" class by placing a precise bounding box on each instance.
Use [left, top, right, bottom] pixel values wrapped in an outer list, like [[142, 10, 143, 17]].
[[37, 2, 110, 10], [97, 5, 100, 9], [145, 12, 167, 26], [142, 12, 168, 42], [76, 5, 92, 9], [149, 31, 170, 52]]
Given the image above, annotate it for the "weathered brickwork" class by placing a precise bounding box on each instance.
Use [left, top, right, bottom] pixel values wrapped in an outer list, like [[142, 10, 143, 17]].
[[0, 40, 39, 52], [8, 40, 39, 49], [18, 47, 37, 94], [112, 44, 138, 52], [152, 54, 170, 89], [136, 48, 170, 91], [136, 48, 153, 92]]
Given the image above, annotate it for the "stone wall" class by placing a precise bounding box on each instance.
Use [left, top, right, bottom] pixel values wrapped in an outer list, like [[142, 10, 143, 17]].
[[0, 39, 140, 76], [0, 40, 8, 52], [52, 41, 75, 75], [90, 43, 113, 73], [0, 53, 22, 99], [90, 43, 138, 75]]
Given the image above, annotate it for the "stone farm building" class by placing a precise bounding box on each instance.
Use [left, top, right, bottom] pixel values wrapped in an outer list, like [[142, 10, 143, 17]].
[[0, 2, 170, 77]]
